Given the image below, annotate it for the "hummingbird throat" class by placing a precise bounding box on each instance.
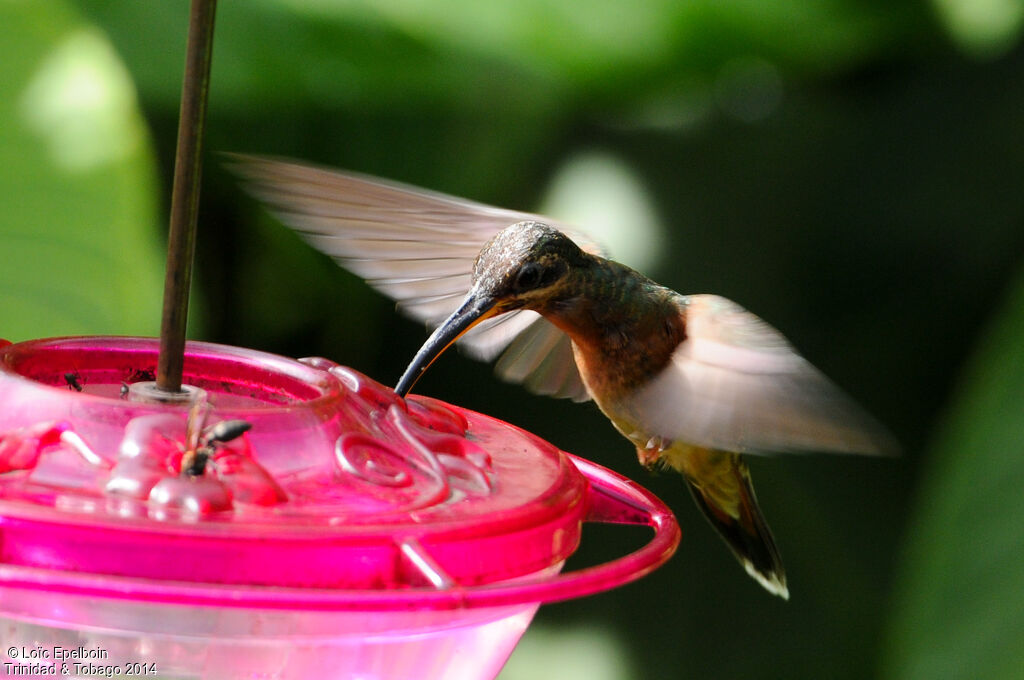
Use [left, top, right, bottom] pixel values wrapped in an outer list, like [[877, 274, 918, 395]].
[[545, 260, 687, 403]]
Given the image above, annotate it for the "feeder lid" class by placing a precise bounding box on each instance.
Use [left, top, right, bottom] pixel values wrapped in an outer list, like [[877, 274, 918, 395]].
[[0, 337, 678, 610]]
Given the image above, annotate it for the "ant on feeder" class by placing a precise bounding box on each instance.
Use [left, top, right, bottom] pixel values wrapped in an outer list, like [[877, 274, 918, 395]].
[[64, 372, 83, 392], [180, 418, 252, 477]]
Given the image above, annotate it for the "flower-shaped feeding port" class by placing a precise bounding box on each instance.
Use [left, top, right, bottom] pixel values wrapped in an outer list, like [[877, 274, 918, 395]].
[[0, 336, 678, 680]]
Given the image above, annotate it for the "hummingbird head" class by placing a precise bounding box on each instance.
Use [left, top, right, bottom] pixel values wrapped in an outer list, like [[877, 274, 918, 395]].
[[470, 221, 588, 310], [395, 221, 589, 396]]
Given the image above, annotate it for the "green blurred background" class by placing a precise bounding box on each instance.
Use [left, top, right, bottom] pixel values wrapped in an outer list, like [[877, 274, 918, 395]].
[[2, 1, 1024, 678]]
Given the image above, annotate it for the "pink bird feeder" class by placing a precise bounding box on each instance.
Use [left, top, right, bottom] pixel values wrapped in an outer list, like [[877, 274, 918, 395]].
[[0, 336, 679, 679]]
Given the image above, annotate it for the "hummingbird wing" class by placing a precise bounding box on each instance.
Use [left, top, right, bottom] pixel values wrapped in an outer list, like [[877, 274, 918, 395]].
[[229, 154, 596, 402], [630, 295, 898, 455]]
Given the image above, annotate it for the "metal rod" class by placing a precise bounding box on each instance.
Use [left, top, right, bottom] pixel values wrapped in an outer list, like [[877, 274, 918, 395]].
[[156, 0, 218, 393]]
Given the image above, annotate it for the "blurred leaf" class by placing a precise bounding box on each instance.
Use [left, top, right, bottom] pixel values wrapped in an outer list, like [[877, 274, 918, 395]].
[[499, 624, 636, 680], [74, 0, 932, 115], [0, 0, 163, 340], [538, 149, 665, 271], [74, 0, 562, 114], [883, 263, 1024, 680], [932, 0, 1024, 58]]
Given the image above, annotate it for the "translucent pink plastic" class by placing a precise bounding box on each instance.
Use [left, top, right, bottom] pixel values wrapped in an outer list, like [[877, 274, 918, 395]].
[[0, 336, 679, 680]]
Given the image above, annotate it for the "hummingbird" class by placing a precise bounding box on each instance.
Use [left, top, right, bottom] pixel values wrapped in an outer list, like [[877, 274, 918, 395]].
[[232, 155, 897, 599]]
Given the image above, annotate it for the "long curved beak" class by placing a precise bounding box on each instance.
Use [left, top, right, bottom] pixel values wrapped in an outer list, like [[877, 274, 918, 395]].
[[395, 290, 501, 397]]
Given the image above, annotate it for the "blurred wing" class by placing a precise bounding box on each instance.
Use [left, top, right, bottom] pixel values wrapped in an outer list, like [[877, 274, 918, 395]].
[[494, 318, 590, 401], [630, 295, 898, 455], [229, 154, 597, 401]]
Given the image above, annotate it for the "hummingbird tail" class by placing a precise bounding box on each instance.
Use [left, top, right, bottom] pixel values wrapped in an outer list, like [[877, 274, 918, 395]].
[[682, 458, 789, 599]]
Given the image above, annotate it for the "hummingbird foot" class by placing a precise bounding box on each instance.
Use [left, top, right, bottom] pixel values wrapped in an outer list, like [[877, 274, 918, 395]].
[[637, 436, 672, 468]]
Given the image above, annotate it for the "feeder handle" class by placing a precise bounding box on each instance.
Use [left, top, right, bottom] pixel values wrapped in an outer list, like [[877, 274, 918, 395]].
[[409, 452, 681, 609], [450, 453, 680, 608], [348, 454, 680, 610]]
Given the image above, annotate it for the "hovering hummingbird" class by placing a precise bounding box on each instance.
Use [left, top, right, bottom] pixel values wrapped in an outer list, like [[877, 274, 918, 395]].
[[232, 155, 897, 599]]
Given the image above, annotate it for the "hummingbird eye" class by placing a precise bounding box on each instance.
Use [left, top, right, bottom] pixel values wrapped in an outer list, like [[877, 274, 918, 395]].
[[513, 263, 544, 292]]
